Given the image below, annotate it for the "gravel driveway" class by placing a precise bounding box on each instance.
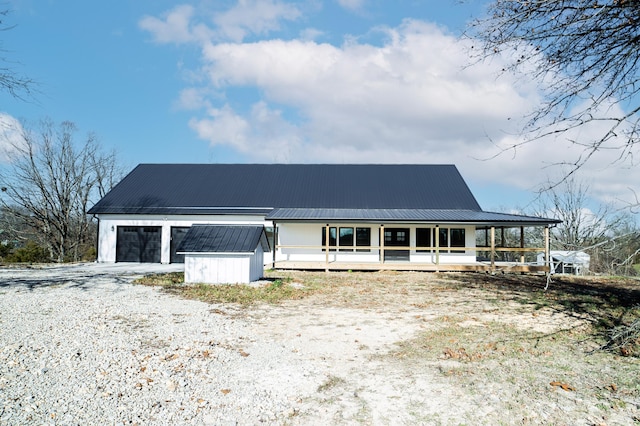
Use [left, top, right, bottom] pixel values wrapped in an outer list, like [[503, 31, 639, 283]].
[[1, 264, 443, 425], [0, 264, 333, 425]]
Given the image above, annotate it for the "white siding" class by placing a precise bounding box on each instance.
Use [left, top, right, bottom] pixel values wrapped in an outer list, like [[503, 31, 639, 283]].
[[249, 246, 265, 282], [276, 223, 477, 264], [276, 223, 379, 262], [184, 254, 250, 284], [96, 214, 269, 263], [184, 247, 265, 285]]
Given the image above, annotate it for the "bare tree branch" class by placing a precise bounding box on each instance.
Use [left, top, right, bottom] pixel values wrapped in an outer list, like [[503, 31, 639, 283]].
[[467, 1, 640, 195]]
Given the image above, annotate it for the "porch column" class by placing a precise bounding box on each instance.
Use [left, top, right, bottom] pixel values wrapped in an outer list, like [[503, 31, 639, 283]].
[[272, 221, 277, 269], [380, 225, 385, 264], [325, 224, 330, 272], [435, 225, 440, 272], [520, 226, 525, 265], [490, 226, 496, 272], [544, 225, 550, 273]]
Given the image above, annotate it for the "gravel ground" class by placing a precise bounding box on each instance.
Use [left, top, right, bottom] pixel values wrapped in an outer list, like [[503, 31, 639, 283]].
[[2, 264, 639, 425], [0, 264, 325, 425]]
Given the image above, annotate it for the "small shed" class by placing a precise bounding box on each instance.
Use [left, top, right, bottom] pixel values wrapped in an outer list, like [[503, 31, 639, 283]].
[[177, 225, 270, 284], [537, 251, 590, 275]]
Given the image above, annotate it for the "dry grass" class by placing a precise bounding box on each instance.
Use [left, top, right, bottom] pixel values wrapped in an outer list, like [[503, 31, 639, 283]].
[[135, 270, 640, 423], [135, 270, 640, 356]]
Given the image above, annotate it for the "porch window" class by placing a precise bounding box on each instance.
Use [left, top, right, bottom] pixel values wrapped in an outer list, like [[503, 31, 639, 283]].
[[322, 227, 337, 251], [356, 227, 371, 252], [439, 228, 448, 252], [450, 228, 466, 253], [322, 226, 371, 251], [339, 227, 354, 252], [416, 228, 432, 252]]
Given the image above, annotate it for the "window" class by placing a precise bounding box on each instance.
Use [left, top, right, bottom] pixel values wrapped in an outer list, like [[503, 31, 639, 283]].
[[322, 226, 371, 251], [416, 228, 432, 252], [356, 227, 371, 252], [439, 228, 448, 251], [322, 227, 337, 251], [431, 227, 467, 254], [450, 228, 465, 253], [339, 227, 354, 252]]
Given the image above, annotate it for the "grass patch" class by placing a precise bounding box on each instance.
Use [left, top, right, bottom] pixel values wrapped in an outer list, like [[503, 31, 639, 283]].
[[134, 273, 324, 306]]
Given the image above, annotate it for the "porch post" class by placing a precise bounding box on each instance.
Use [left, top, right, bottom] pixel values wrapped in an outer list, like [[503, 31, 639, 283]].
[[490, 226, 496, 272], [325, 224, 330, 272], [272, 221, 277, 269], [544, 225, 550, 273], [520, 226, 525, 265], [380, 225, 385, 264], [435, 225, 440, 272]]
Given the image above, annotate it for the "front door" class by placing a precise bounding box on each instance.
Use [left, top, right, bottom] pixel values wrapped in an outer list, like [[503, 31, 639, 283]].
[[383, 228, 410, 261]]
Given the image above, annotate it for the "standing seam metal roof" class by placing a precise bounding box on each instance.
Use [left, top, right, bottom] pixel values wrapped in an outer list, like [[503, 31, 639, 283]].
[[88, 164, 482, 214], [176, 225, 269, 253], [266, 208, 561, 225]]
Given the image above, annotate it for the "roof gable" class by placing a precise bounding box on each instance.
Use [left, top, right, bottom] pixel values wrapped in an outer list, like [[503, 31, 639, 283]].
[[89, 164, 482, 214]]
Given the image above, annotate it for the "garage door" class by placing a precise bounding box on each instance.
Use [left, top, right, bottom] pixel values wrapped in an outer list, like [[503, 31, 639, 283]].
[[116, 226, 161, 263], [170, 227, 190, 264]]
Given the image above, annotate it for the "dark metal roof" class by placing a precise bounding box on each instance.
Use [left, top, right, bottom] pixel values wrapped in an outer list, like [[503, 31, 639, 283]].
[[88, 164, 482, 215], [267, 208, 561, 225], [176, 225, 269, 254]]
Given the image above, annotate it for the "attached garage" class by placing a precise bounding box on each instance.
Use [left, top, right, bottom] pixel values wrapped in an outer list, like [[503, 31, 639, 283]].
[[116, 226, 161, 263], [177, 225, 270, 284]]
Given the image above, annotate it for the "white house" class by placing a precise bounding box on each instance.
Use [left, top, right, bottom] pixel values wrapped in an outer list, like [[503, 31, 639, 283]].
[[88, 164, 560, 273]]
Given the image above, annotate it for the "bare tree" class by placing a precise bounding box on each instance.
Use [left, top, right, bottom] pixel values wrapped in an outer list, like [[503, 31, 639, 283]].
[[530, 176, 639, 274], [0, 119, 121, 262], [1, 8, 33, 98], [468, 1, 640, 183]]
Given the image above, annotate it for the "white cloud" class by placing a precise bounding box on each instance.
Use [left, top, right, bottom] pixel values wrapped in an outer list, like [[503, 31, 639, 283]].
[[140, 1, 302, 44], [213, 0, 302, 42], [337, 0, 366, 13], [139, 5, 197, 44], [0, 113, 25, 163], [142, 5, 640, 207], [189, 102, 301, 161]]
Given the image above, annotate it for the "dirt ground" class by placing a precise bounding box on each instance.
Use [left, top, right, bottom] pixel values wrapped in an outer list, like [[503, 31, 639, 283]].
[[241, 271, 640, 425]]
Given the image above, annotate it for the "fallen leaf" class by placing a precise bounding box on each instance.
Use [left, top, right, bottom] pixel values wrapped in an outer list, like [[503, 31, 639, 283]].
[[550, 381, 575, 391], [220, 389, 231, 395], [239, 350, 249, 357]]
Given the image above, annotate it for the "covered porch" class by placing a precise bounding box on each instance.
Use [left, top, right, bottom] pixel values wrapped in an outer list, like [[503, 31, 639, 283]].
[[266, 208, 557, 274]]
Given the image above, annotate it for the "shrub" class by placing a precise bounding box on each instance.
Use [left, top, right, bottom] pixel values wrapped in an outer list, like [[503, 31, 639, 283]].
[[7, 241, 51, 263]]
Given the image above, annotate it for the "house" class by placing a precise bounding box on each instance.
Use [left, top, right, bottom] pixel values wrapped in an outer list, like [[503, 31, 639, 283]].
[[88, 163, 560, 274]]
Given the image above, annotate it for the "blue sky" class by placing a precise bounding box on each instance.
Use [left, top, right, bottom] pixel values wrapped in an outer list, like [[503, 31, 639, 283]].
[[1, 0, 638, 213]]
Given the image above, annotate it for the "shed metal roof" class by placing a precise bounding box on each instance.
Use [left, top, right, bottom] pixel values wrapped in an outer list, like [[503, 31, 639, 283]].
[[176, 225, 269, 254], [266, 208, 561, 225], [88, 164, 481, 214]]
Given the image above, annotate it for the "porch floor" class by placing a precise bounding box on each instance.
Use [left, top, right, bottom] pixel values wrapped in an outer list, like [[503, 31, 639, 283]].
[[271, 260, 548, 273]]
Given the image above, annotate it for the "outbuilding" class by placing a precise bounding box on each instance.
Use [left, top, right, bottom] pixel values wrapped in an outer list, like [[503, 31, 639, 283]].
[[177, 225, 270, 284]]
